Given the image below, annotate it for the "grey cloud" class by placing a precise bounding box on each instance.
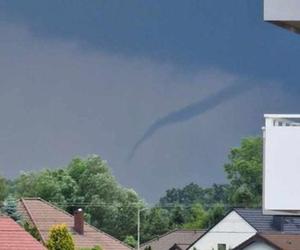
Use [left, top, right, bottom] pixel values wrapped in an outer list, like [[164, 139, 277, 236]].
[[0, 23, 295, 202], [129, 82, 255, 161]]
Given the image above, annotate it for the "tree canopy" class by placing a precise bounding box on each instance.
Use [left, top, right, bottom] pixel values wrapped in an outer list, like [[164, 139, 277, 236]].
[[11, 155, 142, 241], [157, 137, 262, 231], [224, 137, 262, 207], [0, 136, 263, 244]]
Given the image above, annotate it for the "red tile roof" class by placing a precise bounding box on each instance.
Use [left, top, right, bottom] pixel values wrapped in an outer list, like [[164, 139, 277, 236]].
[[0, 216, 45, 250], [18, 198, 132, 250]]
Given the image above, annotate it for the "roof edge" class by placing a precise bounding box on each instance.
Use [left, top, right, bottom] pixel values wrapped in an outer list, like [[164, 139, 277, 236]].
[[140, 228, 205, 248], [233, 208, 264, 232], [20, 198, 47, 243], [232, 233, 282, 250]]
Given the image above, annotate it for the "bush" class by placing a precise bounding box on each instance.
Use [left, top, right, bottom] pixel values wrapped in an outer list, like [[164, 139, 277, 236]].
[[46, 224, 75, 250], [23, 221, 41, 241], [80, 246, 102, 250], [123, 235, 137, 248]]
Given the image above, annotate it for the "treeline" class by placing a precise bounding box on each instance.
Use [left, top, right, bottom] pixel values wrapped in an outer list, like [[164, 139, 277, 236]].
[[154, 137, 262, 235], [0, 137, 262, 246]]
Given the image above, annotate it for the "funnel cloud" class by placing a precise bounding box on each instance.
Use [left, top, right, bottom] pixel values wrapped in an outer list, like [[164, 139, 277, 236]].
[[129, 82, 254, 160]]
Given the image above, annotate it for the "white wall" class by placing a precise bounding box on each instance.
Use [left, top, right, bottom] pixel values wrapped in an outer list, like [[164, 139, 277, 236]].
[[190, 211, 256, 250], [264, 0, 300, 20], [243, 241, 276, 250], [264, 121, 300, 211]]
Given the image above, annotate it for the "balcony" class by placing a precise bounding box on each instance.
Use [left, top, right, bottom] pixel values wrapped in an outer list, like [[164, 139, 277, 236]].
[[264, 0, 300, 33]]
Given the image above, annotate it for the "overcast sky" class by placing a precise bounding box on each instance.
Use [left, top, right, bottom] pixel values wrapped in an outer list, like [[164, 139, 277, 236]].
[[0, 0, 299, 202]]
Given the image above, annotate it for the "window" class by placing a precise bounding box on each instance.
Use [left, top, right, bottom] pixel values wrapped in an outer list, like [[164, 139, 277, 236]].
[[218, 244, 226, 250]]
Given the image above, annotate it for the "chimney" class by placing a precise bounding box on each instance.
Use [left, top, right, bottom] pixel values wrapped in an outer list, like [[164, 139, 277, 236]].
[[74, 208, 84, 235]]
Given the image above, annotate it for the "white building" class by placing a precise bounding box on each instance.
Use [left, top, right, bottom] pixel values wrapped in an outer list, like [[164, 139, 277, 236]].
[[188, 208, 300, 250], [264, 0, 300, 33], [232, 233, 300, 250], [188, 209, 256, 250]]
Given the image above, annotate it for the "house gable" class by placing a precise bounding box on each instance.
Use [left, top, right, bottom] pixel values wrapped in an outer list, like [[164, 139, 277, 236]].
[[233, 234, 281, 250], [189, 211, 257, 250], [241, 241, 278, 250]]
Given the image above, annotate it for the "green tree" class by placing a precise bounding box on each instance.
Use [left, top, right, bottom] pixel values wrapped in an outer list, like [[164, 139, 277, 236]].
[[13, 170, 77, 209], [159, 183, 228, 210], [206, 203, 225, 227], [0, 176, 7, 202], [142, 207, 171, 242], [68, 155, 142, 240], [13, 172, 38, 198], [159, 183, 207, 206], [4, 136, 264, 245], [183, 203, 207, 229], [207, 184, 229, 206], [12, 155, 143, 241], [169, 205, 185, 227], [1, 195, 21, 222], [80, 246, 102, 250], [47, 224, 75, 250], [123, 235, 137, 248], [224, 137, 262, 207], [231, 184, 255, 208]]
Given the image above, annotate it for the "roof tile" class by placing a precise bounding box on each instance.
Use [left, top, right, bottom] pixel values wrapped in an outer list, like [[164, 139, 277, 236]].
[[0, 216, 45, 250], [235, 208, 300, 233], [141, 229, 205, 250], [18, 198, 132, 250]]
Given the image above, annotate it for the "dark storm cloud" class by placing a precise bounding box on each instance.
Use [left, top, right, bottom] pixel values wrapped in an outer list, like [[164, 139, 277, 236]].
[[1, 0, 300, 84], [0, 22, 297, 202], [0, 0, 298, 203]]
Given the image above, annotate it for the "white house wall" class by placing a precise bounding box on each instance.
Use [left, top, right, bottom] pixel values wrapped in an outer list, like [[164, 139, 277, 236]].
[[190, 211, 256, 250], [264, 0, 300, 21], [242, 241, 276, 250], [264, 116, 300, 211]]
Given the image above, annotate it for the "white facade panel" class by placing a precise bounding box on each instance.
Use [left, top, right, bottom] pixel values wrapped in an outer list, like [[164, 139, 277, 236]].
[[264, 115, 300, 213], [243, 241, 276, 250], [265, 127, 300, 210], [264, 0, 300, 21]]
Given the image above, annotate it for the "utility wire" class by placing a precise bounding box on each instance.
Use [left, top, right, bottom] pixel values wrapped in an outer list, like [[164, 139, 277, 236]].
[[45, 202, 260, 209]]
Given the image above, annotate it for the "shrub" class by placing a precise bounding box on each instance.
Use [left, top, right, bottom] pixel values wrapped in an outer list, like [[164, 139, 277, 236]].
[[123, 235, 137, 248], [46, 224, 75, 250], [23, 221, 41, 241], [80, 246, 102, 250]]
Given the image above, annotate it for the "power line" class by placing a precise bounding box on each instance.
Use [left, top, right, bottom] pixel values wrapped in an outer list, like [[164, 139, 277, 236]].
[[45, 202, 260, 209]]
